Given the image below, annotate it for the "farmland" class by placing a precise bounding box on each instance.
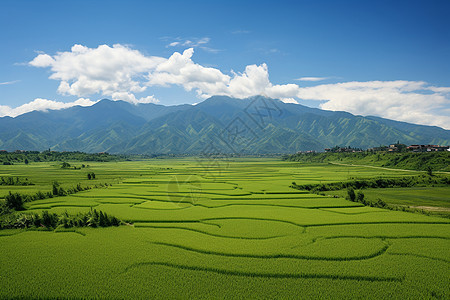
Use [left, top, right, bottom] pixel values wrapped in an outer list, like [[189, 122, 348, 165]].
[[0, 158, 449, 299]]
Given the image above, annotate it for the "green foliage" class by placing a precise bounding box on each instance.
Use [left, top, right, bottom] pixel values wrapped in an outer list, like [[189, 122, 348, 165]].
[[347, 187, 356, 202], [52, 181, 64, 196], [0, 150, 128, 164], [292, 174, 450, 193], [356, 191, 365, 204], [5, 192, 24, 211], [0, 176, 34, 186], [0, 200, 11, 215], [0, 209, 122, 229], [0, 183, 94, 212], [284, 151, 450, 172]]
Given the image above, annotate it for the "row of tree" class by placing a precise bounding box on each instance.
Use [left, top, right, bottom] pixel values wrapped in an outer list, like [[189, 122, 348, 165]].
[[283, 151, 450, 172], [346, 188, 387, 208], [1, 181, 113, 212], [0, 209, 122, 229], [291, 174, 450, 193], [0, 150, 127, 165], [0, 176, 34, 186]]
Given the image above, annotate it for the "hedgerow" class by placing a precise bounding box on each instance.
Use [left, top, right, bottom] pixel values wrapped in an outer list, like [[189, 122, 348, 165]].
[[290, 174, 450, 193], [0, 182, 112, 216], [0, 209, 122, 229], [283, 151, 450, 172], [0, 176, 34, 186]]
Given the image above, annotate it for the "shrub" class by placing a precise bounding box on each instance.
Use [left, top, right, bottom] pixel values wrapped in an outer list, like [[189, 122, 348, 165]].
[[347, 187, 356, 202], [5, 192, 24, 211], [356, 191, 365, 205], [0, 200, 11, 215], [41, 210, 58, 228], [52, 181, 67, 196]]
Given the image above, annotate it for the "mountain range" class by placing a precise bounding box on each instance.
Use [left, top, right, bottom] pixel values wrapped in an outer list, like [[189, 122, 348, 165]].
[[1, 96, 449, 154]]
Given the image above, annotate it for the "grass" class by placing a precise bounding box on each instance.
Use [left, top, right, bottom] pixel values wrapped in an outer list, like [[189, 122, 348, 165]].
[[0, 158, 449, 299]]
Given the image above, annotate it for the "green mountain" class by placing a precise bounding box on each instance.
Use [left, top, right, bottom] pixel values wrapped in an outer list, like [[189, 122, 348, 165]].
[[0, 96, 448, 154]]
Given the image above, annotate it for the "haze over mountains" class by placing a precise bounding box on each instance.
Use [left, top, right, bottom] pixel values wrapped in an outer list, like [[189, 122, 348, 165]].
[[1, 96, 449, 154]]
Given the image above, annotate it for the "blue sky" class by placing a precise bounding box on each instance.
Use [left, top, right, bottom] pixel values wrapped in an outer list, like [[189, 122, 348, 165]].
[[0, 0, 449, 128]]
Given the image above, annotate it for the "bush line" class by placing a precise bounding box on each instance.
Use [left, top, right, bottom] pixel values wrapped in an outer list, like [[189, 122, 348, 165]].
[[0, 209, 122, 230], [291, 174, 450, 193], [1, 181, 111, 212]]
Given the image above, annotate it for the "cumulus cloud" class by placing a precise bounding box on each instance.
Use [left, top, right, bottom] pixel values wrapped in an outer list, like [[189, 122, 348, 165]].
[[29, 44, 163, 101], [29, 44, 291, 101], [0, 98, 97, 118], [148, 49, 282, 99], [27, 44, 450, 129], [147, 48, 230, 97]]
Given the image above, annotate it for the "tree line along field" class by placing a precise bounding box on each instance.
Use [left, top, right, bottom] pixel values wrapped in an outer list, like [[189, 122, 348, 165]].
[[283, 151, 450, 172], [0, 158, 449, 299]]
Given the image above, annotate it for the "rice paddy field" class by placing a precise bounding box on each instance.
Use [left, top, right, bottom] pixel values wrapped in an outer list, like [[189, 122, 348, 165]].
[[0, 158, 449, 299]]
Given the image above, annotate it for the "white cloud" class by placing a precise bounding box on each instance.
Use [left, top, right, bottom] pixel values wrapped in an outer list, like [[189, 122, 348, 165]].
[[165, 37, 210, 48], [148, 49, 285, 100], [27, 44, 450, 129], [29, 44, 165, 100], [110, 92, 159, 104], [147, 48, 231, 97], [227, 64, 271, 98], [296, 77, 330, 82], [296, 81, 450, 129], [0, 80, 20, 85], [279, 98, 299, 104], [164, 37, 220, 53], [0, 98, 97, 118]]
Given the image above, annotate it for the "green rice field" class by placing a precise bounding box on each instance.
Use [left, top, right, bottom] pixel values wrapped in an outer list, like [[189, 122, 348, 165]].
[[0, 159, 449, 299]]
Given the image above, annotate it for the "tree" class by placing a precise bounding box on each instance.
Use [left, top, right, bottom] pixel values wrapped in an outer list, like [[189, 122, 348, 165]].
[[61, 162, 71, 168], [52, 181, 60, 195], [5, 192, 24, 211], [427, 166, 433, 176], [347, 187, 356, 202], [42, 210, 57, 228], [87, 173, 91, 180], [356, 191, 365, 204], [24, 158, 29, 165], [52, 181, 66, 196]]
